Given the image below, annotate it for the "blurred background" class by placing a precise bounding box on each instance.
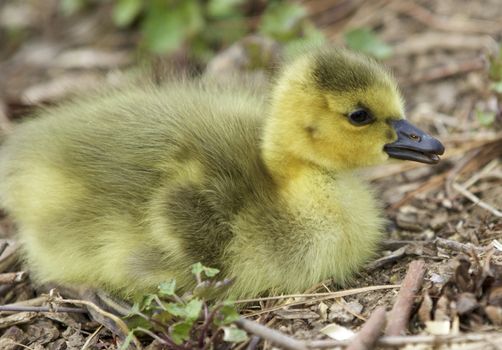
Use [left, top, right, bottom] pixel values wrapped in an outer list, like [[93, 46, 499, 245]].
[[0, 1, 502, 348], [0, 0, 501, 129]]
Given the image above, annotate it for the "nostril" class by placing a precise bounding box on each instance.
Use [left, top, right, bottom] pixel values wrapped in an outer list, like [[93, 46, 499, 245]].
[[408, 133, 421, 142]]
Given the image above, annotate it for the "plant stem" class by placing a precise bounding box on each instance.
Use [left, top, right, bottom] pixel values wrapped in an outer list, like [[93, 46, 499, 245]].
[[200, 304, 223, 350]]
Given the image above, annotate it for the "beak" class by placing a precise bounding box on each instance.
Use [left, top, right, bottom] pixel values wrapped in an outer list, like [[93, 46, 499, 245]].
[[384, 119, 445, 164]]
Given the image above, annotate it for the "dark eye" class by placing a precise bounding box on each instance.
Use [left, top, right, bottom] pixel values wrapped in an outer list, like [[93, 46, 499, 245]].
[[348, 109, 374, 126]]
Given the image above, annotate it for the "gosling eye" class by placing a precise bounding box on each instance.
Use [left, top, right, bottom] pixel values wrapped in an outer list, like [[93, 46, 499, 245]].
[[348, 108, 374, 126]]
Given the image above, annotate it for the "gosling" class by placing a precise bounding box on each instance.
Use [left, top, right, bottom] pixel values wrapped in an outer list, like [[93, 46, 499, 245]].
[[0, 47, 444, 299]]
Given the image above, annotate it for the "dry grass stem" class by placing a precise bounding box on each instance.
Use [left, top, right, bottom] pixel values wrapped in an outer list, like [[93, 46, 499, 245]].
[[236, 284, 400, 304], [453, 182, 502, 218]]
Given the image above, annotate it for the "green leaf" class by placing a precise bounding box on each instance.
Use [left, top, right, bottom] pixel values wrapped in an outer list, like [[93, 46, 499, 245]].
[[178, 0, 204, 37], [185, 299, 203, 320], [113, 0, 143, 27], [165, 299, 201, 321], [128, 294, 155, 315], [171, 321, 193, 345], [193, 279, 232, 299], [259, 2, 306, 42], [344, 27, 392, 59], [191, 262, 204, 276], [142, 2, 186, 54], [222, 327, 248, 343], [120, 330, 136, 350], [203, 266, 220, 277], [476, 110, 496, 127], [208, 0, 245, 18], [141, 0, 203, 54], [165, 303, 187, 318], [491, 81, 502, 93], [127, 301, 141, 317], [489, 46, 502, 81], [158, 280, 176, 296], [284, 23, 326, 59], [139, 294, 156, 311], [216, 305, 240, 325], [124, 314, 153, 330], [151, 310, 173, 325], [191, 263, 220, 278]]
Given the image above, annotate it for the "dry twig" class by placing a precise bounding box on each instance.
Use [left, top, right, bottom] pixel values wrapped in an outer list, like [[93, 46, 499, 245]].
[[236, 318, 502, 349], [308, 332, 502, 348], [385, 260, 426, 336], [57, 296, 141, 349], [0, 305, 87, 313], [453, 182, 502, 218], [236, 284, 400, 304], [0, 272, 27, 284], [236, 318, 307, 350], [240, 285, 400, 317], [435, 237, 485, 255], [346, 306, 386, 350], [0, 241, 19, 273]]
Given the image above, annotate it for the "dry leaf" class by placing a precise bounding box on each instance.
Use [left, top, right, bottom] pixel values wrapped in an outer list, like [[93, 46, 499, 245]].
[[319, 323, 355, 341]]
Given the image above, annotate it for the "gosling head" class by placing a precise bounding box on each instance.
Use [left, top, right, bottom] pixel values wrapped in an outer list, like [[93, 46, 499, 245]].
[[262, 47, 444, 176]]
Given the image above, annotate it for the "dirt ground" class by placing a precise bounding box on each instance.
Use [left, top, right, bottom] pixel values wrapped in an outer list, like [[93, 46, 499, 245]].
[[0, 0, 501, 349]]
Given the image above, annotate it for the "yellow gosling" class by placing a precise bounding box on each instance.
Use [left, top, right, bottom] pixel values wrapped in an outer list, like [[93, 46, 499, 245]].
[[0, 47, 444, 299]]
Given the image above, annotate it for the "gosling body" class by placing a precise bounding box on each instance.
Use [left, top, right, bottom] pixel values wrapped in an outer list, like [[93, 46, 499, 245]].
[[0, 48, 443, 298]]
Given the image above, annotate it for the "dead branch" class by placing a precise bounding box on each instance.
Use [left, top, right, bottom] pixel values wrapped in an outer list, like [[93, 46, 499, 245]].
[[0, 241, 19, 273], [0, 305, 87, 313], [0, 296, 47, 308], [307, 332, 502, 348], [245, 335, 261, 350], [346, 306, 386, 350], [365, 246, 408, 271], [236, 318, 307, 350], [237, 317, 502, 349], [385, 260, 426, 336], [0, 272, 27, 284], [435, 237, 485, 255]]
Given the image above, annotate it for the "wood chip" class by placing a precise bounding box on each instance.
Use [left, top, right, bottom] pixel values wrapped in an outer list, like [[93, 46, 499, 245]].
[[0, 312, 38, 329]]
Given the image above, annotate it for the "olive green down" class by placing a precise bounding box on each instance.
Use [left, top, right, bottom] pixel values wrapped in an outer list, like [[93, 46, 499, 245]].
[[0, 48, 408, 299]]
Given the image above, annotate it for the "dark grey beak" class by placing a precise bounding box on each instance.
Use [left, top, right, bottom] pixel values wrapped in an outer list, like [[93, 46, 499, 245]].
[[384, 119, 445, 164]]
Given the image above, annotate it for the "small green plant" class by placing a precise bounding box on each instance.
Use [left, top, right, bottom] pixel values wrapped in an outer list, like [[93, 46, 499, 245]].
[[489, 46, 502, 82], [344, 27, 392, 60], [478, 44, 502, 128], [475, 109, 496, 127], [59, 0, 324, 63], [122, 263, 247, 349]]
